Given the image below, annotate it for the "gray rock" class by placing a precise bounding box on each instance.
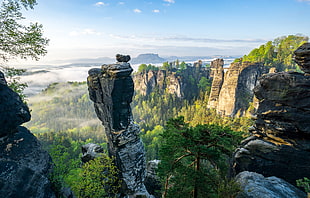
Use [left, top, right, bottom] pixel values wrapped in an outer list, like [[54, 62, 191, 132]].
[[294, 42, 310, 74], [236, 171, 306, 198], [81, 143, 104, 163], [0, 72, 31, 137], [87, 56, 152, 197], [0, 127, 56, 198]]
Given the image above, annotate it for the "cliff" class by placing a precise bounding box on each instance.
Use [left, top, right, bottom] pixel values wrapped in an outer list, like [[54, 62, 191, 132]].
[[133, 62, 210, 100], [233, 43, 310, 188], [207, 59, 224, 109], [0, 72, 56, 198], [208, 61, 266, 117], [87, 55, 152, 198]]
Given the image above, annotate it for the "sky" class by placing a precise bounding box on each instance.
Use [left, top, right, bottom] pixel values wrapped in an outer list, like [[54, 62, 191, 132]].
[[13, 0, 310, 64]]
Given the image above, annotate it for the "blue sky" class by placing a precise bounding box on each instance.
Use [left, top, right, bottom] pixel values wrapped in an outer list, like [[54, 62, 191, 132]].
[[19, 0, 310, 63]]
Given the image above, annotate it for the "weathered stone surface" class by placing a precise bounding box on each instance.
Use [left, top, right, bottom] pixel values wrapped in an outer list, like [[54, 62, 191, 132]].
[[233, 136, 310, 185], [216, 62, 265, 116], [207, 59, 224, 109], [87, 57, 152, 197], [294, 42, 310, 74], [0, 126, 56, 198], [133, 63, 209, 100], [0, 72, 31, 137], [116, 54, 131, 63], [253, 72, 310, 137], [233, 53, 310, 187], [81, 143, 104, 163], [236, 171, 306, 198], [145, 160, 161, 198]]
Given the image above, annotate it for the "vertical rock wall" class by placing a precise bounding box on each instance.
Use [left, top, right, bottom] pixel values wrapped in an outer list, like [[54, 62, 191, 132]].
[[87, 58, 151, 198], [207, 59, 224, 109]]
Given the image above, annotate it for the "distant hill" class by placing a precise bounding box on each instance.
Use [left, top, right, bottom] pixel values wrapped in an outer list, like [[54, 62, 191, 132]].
[[131, 53, 166, 64]]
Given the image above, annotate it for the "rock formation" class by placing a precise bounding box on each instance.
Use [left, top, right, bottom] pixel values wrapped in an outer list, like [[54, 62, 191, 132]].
[[216, 61, 266, 117], [207, 59, 224, 109], [87, 55, 152, 197], [0, 71, 55, 198], [133, 63, 209, 100], [81, 143, 104, 163], [236, 171, 306, 198], [233, 43, 310, 187]]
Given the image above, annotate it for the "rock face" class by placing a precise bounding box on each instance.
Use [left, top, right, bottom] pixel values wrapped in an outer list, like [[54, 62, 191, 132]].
[[81, 143, 104, 163], [233, 43, 310, 187], [0, 71, 55, 198], [0, 77, 31, 137], [216, 62, 265, 116], [87, 56, 152, 197], [207, 59, 224, 109], [236, 171, 306, 198], [294, 42, 310, 73], [144, 160, 161, 198], [133, 63, 209, 100]]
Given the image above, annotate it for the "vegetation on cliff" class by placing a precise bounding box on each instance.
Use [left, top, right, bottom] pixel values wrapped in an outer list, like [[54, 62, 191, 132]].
[[236, 34, 308, 72]]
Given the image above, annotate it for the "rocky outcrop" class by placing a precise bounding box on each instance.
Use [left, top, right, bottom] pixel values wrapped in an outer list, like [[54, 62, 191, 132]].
[[233, 43, 310, 187], [87, 56, 152, 198], [294, 42, 310, 73], [81, 143, 104, 163], [207, 59, 224, 109], [216, 62, 265, 116], [145, 160, 161, 198], [236, 171, 306, 198], [0, 71, 55, 198], [0, 77, 31, 137], [133, 64, 209, 100]]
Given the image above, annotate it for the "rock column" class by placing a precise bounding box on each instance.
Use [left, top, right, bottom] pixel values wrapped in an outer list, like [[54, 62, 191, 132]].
[[87, 55, 151, 198]]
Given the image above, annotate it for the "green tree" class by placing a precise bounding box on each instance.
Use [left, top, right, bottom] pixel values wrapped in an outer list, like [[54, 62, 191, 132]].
[[0, 0, 49, 98], [138, 64, 147, 73], [158, 116, 242, 198], [75, 154, 120, 198]]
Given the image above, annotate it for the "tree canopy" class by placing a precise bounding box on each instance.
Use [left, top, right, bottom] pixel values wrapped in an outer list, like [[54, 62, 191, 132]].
[[238, 35, 308, 72], [0, 0, 49, 63], [158, 116, 243, 198]]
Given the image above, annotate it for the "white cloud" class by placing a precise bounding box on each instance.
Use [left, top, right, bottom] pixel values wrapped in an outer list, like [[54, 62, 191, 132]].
[[94, 2, 109, 7], [69, 29, 102, 36], [152, 9, 160, 13], [133, 8, 142, 13], [118, 2, 125, 5], [164, 0, 175, 3]]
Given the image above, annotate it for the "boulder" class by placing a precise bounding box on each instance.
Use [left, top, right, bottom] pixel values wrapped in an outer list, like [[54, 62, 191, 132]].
[[236, 171, 306, 198]]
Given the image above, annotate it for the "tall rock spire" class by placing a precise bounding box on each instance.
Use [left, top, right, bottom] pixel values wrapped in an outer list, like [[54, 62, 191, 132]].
[[87, 54, 152, 198]]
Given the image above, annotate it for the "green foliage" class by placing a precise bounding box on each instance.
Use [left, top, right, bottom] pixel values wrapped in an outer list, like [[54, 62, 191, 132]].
[[73, 154, 120, 198], [158, 116, 242, 198], [197, 76, 211, 93], [240, 35, 308, 72], [296, 177, 310, 193], [137, 64, 159, 73], [140, 125, 164, 161], [0, 0, 49, 62]]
